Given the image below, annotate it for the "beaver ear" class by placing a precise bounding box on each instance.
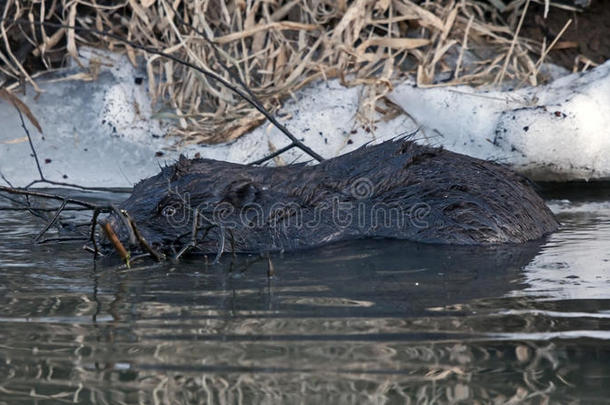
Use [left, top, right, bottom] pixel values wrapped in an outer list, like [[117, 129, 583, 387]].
[[171, 155, 192, 180], [224, 180, 261, 207]]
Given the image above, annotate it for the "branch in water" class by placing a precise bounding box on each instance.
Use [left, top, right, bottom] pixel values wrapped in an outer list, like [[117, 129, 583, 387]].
[[0, 185, 99, 209]]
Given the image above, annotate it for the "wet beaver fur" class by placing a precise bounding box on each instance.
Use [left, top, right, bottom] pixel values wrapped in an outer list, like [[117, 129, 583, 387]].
[[106, 139, 558, 256]]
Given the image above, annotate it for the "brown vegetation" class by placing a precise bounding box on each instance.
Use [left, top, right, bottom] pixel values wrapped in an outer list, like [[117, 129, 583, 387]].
[[0, 0, 593, 144]]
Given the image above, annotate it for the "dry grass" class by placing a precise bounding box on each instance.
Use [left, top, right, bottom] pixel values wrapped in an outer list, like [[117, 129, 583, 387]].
[[0, 0, 571, 145]]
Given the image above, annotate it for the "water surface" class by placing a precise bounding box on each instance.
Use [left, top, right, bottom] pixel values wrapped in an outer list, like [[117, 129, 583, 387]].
[[0, 186, 609, 404]]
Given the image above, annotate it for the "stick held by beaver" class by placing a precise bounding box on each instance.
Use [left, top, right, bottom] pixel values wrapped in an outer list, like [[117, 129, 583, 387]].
[[104, 139, 558, 256]]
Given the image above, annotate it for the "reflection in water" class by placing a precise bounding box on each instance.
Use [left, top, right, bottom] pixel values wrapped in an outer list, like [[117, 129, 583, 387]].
[[0, 190, 609, 403], [521, 200, 610, 300]]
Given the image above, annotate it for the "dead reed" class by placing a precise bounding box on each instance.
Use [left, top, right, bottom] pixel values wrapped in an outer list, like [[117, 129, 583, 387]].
[[0, 0, 575, 144]]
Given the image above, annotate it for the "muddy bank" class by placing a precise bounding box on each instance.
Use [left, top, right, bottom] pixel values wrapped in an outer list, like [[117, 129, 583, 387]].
[[522, 0, 610, 69]]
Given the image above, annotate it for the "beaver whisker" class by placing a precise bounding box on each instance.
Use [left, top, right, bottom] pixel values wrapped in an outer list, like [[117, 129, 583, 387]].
[[174, 244, 192, 261]]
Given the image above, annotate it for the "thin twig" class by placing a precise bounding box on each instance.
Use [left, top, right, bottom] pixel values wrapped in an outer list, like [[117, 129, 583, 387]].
[[101, 221, 130, 267], [83, 245, 105, 256], [0, 185, 100, 209], [24, 178, 126, 192], [0, 192, 33, 206], [123, 211, 165, 261], [18, 106, 44, 180], [90, 208, 102, 259], [267, 254, 275, 278], [228, 228, 237, 259], [530, 18, 573, 79], [248, 142, 299, 166], [37, 236, 89, 244], [14, 106, 125, 193], [495, 0, 530, 86], [454, 15, 474, 80], [0, 206, 91, 211], [167, 2, 321, 165], [34, 199, 67, 242], [213, 225, 225, 264], [165, 2, 258, 103]]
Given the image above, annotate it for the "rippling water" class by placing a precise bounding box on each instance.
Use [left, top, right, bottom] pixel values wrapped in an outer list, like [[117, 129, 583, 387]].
[[0, 186, 609, 404]]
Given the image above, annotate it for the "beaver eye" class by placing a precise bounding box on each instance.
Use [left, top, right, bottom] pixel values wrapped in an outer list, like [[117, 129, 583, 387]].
[[161, 205, 177, 217], [156, 196, 183, 217]]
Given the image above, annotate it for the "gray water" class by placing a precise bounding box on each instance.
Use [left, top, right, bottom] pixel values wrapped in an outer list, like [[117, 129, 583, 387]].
[[0, 185, 609, 404]]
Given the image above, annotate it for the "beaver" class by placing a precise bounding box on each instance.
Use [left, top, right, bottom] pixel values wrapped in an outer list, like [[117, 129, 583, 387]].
[[103, 139, 558, 258]]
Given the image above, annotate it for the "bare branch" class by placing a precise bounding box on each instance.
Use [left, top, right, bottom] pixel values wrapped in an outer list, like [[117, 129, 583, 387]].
[[34, 199, 67, 242], [0, 185, 100, 209]]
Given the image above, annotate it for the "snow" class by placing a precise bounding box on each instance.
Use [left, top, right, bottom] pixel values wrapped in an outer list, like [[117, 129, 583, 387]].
[[0, 48, 168, 188], [0, 47, 609, 188], [389, 60, 610, 181]]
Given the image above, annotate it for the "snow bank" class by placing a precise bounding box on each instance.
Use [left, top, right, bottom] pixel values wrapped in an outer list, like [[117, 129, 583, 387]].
[[0, 48, 168, 188], [389, 60, 610, 181], [0, 47, 608, 188]]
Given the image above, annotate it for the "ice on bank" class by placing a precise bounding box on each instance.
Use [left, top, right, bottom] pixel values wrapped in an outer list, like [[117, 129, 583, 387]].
[[389, 61, 610, 181], [0, 48, 608, 187]]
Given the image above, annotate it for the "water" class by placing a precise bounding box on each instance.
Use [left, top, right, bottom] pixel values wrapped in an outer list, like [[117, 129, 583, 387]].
[[0, 186, 609, 404]]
